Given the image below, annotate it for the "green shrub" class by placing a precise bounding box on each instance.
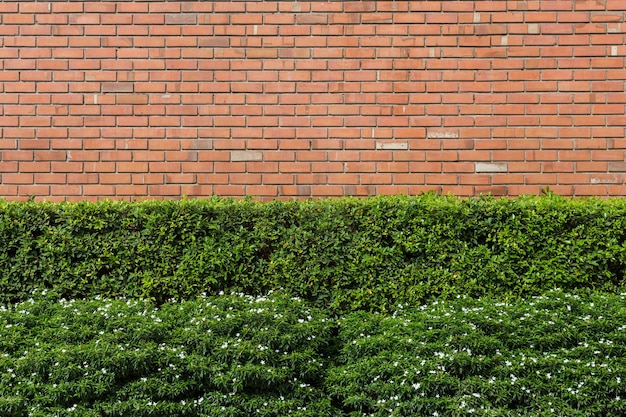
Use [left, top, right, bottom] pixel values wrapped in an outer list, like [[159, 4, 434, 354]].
[[1, 195, 626, 311], [328, 290, 626, 416], [3, 291, 626, 416], [0, 291, 337, 417]]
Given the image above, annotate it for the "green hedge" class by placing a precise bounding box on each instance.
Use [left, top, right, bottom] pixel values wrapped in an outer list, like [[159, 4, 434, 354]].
[[1, 195, 626, 311]]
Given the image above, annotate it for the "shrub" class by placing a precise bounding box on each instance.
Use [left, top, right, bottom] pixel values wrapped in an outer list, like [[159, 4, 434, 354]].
[[328, 290, 626, 416], [0, 291, 337, 417], [3, 291, 626, 416], [0, 195, 625, 311]]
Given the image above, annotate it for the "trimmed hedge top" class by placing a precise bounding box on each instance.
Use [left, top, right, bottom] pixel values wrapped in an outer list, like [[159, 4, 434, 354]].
[[1, 194, 626, 312]]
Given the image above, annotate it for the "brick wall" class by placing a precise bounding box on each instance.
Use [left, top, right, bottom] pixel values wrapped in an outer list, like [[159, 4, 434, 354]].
[[1, 1, 626, 201]]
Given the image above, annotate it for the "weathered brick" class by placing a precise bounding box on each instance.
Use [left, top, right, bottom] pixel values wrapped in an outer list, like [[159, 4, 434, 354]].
[[475, 162, 509, 173], [101, 83, 133, 93], [230, 151, 263, 162]]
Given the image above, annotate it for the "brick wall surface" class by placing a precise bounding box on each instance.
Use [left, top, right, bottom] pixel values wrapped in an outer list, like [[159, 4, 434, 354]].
[[1, 0, 626, 201]]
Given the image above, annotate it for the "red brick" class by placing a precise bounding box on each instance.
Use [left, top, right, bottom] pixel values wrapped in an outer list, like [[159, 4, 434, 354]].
[[100, 173, 131, 185], [542, 162, 575, 172], [575, 185, 607, 196], [149, 185, 182, 196], [116, 185, 149, 196], [308, 185, 341, 196], [117, 162, 148, 173], [210, 184, 243, 196], [475, 186, 508, 196], [0, 161, 18, 172], [0, 2, 623, 199], [607, 185, 626, 196], [260, 173, 293, 185], [245, 162, 277, 173], [68, 173, 99, 184], [84, 162, 116, 173], [3, 173, 34, 184], [19, 161, 51, 173], [180, 184, 213, 196], [51, 162, 83, 173], [132, 174, 163, 185]]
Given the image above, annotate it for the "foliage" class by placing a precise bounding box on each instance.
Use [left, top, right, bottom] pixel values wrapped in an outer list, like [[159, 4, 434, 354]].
[[0, 291, 336, 417], [328, 290, 626, 416], [3, 291, 626, 416], [0, 195, 626, 311]]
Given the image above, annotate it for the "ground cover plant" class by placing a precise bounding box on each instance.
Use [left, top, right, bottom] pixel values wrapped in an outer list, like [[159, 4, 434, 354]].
[[1, 291, 626, 416], [0, 291, 336, 417], [328, 290, 626, 416], [0, 195, 626, 312]]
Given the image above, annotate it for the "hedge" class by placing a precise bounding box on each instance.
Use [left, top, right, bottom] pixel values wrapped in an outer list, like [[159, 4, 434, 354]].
[[2, 291, 626, 416], [1, 194, 626, 311]]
